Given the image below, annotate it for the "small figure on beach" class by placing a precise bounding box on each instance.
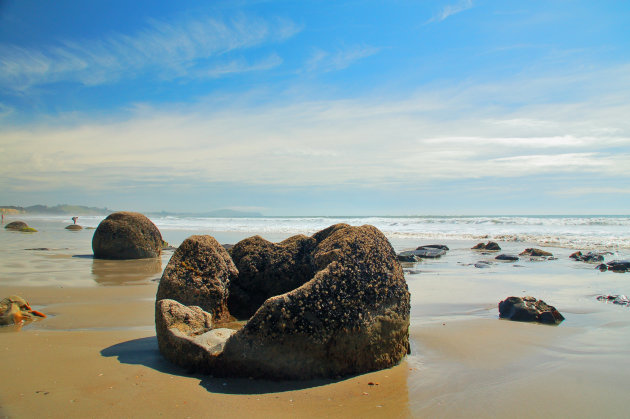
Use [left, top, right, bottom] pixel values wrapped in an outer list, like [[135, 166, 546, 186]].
[[72, 216, 78, 225]]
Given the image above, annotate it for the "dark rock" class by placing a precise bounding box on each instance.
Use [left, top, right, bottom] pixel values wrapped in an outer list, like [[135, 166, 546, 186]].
[[417, 244, 450, 251], [4, 221, 28, 230], [570, 251, 605, 263], [498, 296, 564, 325], [596, 295, 630, 306], [520, 248, 553, 257], [495, 254, 519, 261], [397, 253, 420, 263], [92, 212, 163, 260], [596, 263, 608, 272], [156, 235, 238, 322], [398, 248, 446, 259], [607, 260, 630, 273], [65, 224, 83, 230], [155, 223, 410, 379], [472, 241, 501, 251]]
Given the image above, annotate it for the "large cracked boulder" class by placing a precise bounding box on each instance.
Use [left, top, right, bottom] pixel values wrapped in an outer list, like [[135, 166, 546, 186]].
[[155, 223, 411, 379], [92, 212, 162, 259]]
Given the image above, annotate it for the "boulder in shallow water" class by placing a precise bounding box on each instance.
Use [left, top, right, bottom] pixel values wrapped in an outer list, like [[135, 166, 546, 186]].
[[520, 248, 553, 257], [570, 251, 605, 263], [65, 224, 83, 231], [606, 260, 630, 273], [472, 241, 501, 251], [495, 254, 519, 261], [4, 221, 37, 232], [155, 223, 410, 379], [596, 295, 630, 306], [92, 212, 162, 259], [498, 296, 564, 325]]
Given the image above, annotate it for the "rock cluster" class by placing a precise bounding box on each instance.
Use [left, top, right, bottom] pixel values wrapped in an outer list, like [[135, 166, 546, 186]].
[[92, 212, 163, 259], [155, 223, 411, 379], [397, 244, 448, 262], [596, 295, 630, 306], [498, 296, 564, 325]]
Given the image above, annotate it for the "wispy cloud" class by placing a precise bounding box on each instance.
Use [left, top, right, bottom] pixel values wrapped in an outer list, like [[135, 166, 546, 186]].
[[427, 0, 474, 23], [0, 14, 300, 90], [305, 45, 380, 73]]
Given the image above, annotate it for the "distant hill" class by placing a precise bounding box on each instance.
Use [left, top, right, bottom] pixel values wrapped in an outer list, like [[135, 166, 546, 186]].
[[1, 204, 112, 215]]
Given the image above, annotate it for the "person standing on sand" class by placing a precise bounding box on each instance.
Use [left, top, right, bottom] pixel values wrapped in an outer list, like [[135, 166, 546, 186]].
[[72, 216, 78, 225]]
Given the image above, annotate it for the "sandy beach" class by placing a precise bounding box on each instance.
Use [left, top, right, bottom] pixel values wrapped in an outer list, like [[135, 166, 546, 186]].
[[2, 217, 630, 418]]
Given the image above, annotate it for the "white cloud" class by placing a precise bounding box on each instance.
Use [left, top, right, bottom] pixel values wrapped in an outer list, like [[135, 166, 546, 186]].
[[428, 0, 474, 23], [306, 45, 380, 73], [0, 14, 300, 90]]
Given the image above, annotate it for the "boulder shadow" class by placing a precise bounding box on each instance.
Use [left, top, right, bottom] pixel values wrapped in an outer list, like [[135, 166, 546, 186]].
[[101, 336, 341, 395]]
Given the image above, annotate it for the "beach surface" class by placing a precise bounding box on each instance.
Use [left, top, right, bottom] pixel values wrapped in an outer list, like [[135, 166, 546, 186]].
[[1, 217, 630, 418]]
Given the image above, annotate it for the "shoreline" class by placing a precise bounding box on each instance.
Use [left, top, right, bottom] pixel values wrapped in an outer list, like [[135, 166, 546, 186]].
[[2, 221, 630, 417]]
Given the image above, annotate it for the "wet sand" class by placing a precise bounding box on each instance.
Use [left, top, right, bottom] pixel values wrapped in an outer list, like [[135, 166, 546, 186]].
[[1, 219, 630, 418]]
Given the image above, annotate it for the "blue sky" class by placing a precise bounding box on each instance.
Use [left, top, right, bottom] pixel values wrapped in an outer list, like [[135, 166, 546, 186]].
[[1, 0, 629, 215]]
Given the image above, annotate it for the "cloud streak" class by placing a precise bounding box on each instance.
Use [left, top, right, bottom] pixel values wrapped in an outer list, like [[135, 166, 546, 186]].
[[0, 14, 300, 90], [428, 0, 474, 23]]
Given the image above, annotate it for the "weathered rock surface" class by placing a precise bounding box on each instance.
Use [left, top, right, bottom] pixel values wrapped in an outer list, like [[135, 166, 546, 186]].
[[520, 248, 553, 257], [0, 296, 46, 326], [155, 223, 410, 379], [398, 247, 446, 260], [65, 224, 83, 230], [570, 251, 605, 263], [498, 296, 564, 325], [156, 235, 238, 322], [92, 212, 162, 259], [472, 241, 501, 251], [495, 254, 519, 261], [417, 244, 450, 251]]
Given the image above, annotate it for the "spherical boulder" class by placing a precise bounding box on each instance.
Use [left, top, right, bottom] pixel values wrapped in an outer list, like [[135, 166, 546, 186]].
[[5, 221, 28, 230], [155, 223, 411, 379], [92, 212, 162, 259]]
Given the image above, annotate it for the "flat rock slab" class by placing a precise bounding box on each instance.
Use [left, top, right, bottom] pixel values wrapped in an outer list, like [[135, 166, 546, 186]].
[[398, 248, 446, 259], [495, 254, 519, 261]]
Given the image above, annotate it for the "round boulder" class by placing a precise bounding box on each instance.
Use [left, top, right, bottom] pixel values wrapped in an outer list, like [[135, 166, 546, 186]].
[[155, 223, 411, 379], [92, 212, 162, 259], [65, 224, 83, 231], [5, 221, 29, 230]]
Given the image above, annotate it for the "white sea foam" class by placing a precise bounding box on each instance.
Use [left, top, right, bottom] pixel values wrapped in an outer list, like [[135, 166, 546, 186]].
[[19, 214, 630, 250]]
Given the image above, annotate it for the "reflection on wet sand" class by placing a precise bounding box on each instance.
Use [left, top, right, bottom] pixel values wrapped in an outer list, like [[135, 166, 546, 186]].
[[91, 257, 163, 285]]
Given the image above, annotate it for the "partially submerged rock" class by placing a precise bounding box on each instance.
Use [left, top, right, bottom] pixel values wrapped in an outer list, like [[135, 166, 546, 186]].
[[398, 247, 446, 260], [495, 254, 519, 261], [0, 296, 46, 326], [92, 212, 163, 259], [520, 248, 553, 257], [596, 295, 630, 306], [498, 296, 564, 325], [606, 260, 630, 273], [472, 241, 501, 251], [4, 221, 37, 232], [65, 224, 83, 230], [155, 223, 410, 379], [570, 251, 605, 263]]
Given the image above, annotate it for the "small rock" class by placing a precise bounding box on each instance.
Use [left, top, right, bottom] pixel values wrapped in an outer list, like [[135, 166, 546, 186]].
[[417, 244, 449, 251], [596, 295, 630, 306], [472, 241, 501, 251], [570, 251, 605, 263], [495, 254, 519, 261], [520, 248, 553, 257], [607, 260, 630, 273], [65, 225, 83, 231], [498, 296, 564, 325]]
